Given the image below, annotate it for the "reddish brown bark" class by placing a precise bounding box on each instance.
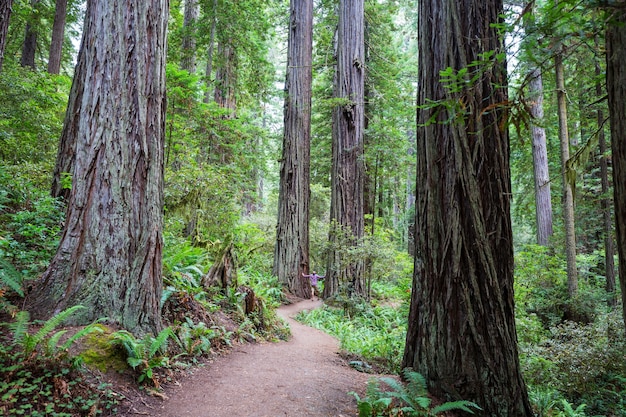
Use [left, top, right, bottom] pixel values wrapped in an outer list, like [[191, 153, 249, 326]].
[[402, 0, 532, 414], [29, 0, 168, 335], [273, 0, 313, 298], [324, 0, 366, 299]]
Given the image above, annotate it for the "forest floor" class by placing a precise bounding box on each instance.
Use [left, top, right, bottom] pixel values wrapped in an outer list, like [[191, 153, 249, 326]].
[[126, 298, 377, 417]]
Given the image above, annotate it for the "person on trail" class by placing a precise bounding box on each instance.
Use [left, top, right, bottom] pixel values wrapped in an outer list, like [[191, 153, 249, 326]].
[[302, 271, 325, 300]]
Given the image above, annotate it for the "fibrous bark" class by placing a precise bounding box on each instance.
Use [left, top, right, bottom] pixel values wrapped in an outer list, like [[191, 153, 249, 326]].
[[402, 0, 532, 414], [29, 0, 168, 336], [273, 0, 313, 298], [324, 0, 365, 299]]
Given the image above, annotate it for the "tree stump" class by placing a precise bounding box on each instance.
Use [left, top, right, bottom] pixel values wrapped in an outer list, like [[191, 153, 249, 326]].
[[201, 243, 237, 291]]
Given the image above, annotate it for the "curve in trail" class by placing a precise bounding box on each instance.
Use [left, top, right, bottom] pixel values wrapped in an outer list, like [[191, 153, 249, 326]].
[[152, 299, 372, 417]]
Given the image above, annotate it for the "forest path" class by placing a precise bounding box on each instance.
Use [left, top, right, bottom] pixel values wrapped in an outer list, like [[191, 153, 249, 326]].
[[147, 299, 372, 417]]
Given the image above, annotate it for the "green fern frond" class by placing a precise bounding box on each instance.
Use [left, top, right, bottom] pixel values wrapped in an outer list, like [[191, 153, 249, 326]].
[[148, 327, 174, 357], [431, 400, 480, 415], [60, 323, 104, 351], [9, 310, 30, 345], [46, 329, 68, 355], [0, 257, 24, 296], [111, 330, 142, 358], [30, 305, 85, 345]]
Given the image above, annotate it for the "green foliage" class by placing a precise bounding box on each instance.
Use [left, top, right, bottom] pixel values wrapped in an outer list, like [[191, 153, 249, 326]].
[[174, 318, 218, 357], [110, 327, 176, 387], [0, 307, 118, 416], [298, 302, 406, 373], [0, 164, 64, 281], [520, 313, 626, 416], [0, 64, 70, 164], [350, 368, 480, 417]]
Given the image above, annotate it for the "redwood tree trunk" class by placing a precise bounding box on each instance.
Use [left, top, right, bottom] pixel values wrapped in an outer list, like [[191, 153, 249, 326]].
[[181, 0, 198, 73], [214, 40, 237, 117], [47, 0, 68, 74], [323, 0, 365, 299], [402, 0, 532, 414], [20, 0, 40, 69], [273, 0, 313, 298], [528, 67, 553, 246], [29, 0, 168, 336], [0, 0, 13, 73], [606, 7, 626, 334]]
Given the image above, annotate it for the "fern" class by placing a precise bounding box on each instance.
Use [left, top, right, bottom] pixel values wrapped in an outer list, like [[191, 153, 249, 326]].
[[24, 305, 85, 356], [0, 256, 24, 296], [8, 310, 30, 346], [354, 369, 481, 417]]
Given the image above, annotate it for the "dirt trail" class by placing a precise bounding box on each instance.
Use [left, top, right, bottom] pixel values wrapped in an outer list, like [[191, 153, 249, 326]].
[[148, 299, 372, 417]]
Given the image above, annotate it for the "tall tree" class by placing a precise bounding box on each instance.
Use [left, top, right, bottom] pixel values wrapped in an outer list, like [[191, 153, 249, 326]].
[[0, 0, 12, 73], [606, 4, 626, 334], [47, 0, 68, 74], [28, 0, 168, 335], [555, 40, 578, 298], [20, 0, 40, 69], [528, 67, 553, 246], [273, 0, 313, 298], [402, 0, 532, 414], [595, 37, 616, 307], [323, 0, 366, 299], [181, 0, 199, 73]]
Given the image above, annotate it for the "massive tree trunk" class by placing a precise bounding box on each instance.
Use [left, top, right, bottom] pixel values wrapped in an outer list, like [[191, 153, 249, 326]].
[[47, 0, 68, 74], [555, 44, 578, 298], [606, 6, 626, 334], [181, 0, 198, 73], [0, 0, 13, 73], [273, 0, 313, 298], [402, 0, 532, 415], [323, 0, 365, 299], [28, 0, 168, 336], [20, 0, 40, 69], [528, 67, 553, 246]]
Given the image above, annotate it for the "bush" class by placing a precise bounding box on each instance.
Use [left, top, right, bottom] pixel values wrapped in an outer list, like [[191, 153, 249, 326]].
[[520, 313, 626, 416]]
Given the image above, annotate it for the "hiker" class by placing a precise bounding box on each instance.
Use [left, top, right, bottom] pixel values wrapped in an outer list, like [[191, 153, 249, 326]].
[[302, 271, 325, 299]]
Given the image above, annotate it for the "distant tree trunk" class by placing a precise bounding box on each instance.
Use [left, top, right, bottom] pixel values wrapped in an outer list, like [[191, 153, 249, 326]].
[[324, 0, 365, 299], [47, 0, 67, 74], [555, 44, 578, 298], [606, 6, 626, 334], [181, 0, 198, 73], [28, 0, 168, 336], [402, 0, 532, 414], [596, 42, 616, 308], [203, 0, 217, 103], [273, 0, 313, 298], [0, 0, 13, 73], [528, 67, 553, 246], [21, 0, 40, 69], [214, 40, 237, 117]]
